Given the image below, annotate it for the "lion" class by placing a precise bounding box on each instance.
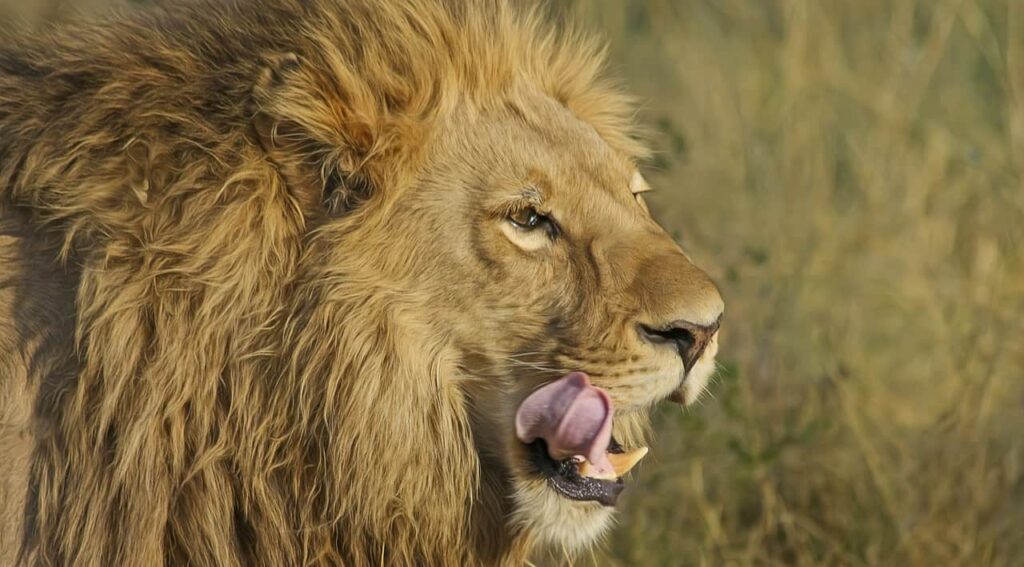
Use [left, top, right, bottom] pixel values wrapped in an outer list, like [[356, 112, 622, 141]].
[[0, 0, 724, 564]]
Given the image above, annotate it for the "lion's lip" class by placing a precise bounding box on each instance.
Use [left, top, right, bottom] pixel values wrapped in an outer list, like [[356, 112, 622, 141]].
[[526, 438, 626, 506]]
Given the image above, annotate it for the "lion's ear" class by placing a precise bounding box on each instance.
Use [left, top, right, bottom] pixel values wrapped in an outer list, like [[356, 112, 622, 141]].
[[251, 53, 374, 217]]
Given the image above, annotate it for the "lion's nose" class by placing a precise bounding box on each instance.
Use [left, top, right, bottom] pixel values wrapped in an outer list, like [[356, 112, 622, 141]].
[[639, 315, 721, 373]]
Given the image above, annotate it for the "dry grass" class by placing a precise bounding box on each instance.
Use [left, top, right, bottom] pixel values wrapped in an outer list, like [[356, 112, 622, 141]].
[[2, 0, 1022, 565], [565, 1, 1024, 565]]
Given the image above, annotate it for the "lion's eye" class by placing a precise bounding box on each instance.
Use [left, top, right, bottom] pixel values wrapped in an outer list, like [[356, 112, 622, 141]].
[[509, 206, 546, 230], [503, 204, 560, 243]]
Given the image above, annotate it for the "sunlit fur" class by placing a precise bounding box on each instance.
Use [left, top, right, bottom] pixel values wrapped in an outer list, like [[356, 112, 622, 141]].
[[0, 0, 722, 565]]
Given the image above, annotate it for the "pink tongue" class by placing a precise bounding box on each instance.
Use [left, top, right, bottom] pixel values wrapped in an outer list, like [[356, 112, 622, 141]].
[[515, 372, 615, 477]]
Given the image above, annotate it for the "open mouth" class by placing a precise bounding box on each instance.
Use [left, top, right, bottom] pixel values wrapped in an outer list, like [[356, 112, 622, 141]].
[[515, 372, 648, 507], [524, 437, 647, 506]]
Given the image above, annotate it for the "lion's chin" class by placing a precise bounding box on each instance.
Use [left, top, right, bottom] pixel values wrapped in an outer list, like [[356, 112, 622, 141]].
[[509, 476, 615, 554]]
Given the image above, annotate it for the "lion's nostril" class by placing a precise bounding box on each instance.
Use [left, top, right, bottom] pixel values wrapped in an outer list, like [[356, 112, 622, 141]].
[[645, 326, 696, 359], [639, 317, 720, 373]]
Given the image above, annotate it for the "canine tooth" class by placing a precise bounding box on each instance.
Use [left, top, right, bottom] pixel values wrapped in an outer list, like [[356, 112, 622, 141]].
[[576, 447, 650, 480], [577, 460, 617, 480], [609, 447, 648, 477]]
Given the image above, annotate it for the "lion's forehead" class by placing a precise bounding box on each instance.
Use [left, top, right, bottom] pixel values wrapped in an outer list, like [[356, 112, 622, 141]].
[[438, 96, 637, 198]]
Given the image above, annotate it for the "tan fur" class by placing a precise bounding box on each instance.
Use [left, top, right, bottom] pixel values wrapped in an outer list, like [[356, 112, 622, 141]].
[[0, 1, 723, 565]]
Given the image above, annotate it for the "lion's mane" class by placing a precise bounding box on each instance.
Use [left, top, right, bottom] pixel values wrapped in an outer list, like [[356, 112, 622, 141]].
[[0, 1, 643, 564]]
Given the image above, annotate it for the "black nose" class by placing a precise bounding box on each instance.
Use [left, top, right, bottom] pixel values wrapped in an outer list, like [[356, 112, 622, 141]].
[[639, 316, 721, 372]]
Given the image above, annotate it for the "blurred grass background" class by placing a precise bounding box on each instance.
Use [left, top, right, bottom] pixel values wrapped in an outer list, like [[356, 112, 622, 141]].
[[2, 0, 1022, 565], [569, 1, 1024, 565]]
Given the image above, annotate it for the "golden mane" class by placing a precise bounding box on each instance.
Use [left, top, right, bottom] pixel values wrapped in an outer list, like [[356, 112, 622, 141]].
[[0, 0, 648, 564]]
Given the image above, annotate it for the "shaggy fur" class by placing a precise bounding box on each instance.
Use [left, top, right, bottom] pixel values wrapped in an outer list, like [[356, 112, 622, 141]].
[[0, 1, 723, 565]]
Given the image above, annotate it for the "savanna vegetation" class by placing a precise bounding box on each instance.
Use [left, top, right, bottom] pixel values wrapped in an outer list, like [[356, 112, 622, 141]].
[[568, 2, 1024, 565]]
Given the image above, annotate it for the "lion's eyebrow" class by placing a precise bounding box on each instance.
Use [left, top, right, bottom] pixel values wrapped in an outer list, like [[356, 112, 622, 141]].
[[494, 187, 545, 218], [519, 186, 544, 203]]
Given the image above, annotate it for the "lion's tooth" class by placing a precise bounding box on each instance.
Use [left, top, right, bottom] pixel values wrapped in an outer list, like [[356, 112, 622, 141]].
[[576, 447, 649, 480], [577, 460, 617, 480], [609, 447, 648, 477]]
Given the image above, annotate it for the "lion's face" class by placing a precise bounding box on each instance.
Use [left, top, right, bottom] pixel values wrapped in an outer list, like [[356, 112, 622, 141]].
[[350, 91, 723, 552]]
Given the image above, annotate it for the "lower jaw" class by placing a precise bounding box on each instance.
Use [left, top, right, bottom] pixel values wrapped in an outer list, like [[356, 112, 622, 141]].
[[525, 440, 625, 507], [508, 478, 616, 555]]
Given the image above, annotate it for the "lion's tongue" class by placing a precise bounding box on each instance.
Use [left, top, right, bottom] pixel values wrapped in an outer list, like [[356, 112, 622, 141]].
[[514, 372, 615, 478]]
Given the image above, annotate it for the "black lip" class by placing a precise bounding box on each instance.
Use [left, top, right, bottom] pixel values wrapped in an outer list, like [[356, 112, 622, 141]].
[[526, 439, 625, 507]]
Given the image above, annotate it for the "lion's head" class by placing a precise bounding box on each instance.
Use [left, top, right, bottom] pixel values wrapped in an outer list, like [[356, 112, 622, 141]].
[[423, 95, 724, 553], [2, 0, 722, 564]]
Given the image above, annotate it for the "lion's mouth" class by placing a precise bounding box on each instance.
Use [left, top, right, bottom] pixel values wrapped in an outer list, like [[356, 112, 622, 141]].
[[515, 372, 648, 506]]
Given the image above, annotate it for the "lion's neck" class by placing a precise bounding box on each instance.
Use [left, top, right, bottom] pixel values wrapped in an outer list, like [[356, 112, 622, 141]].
[[273, 285, 526, 564]]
